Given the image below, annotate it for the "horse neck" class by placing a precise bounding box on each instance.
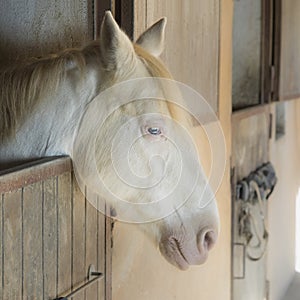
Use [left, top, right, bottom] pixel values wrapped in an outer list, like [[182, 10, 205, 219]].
[[0, 63, 103, 166]]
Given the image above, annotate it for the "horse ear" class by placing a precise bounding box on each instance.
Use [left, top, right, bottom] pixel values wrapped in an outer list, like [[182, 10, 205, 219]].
[[100, 11, 135, 69], [136, 18, 167, 57]]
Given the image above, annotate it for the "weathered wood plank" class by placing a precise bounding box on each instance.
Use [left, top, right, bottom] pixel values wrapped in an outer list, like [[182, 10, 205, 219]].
[[1, 171, 109, 300], [85, 193, 98, 300], [232, 108, 270, 180], [133, 0, 147, 39], [280, 0, 300, 100], [140, 0, 220, 113], [0, 161, 111, 300], [105, 206, 113, 300], [57, 173, 72, 297], [0, 0, 94, 61], [3, 190, 23, 299], [72, 175, 86, 300], [232, 0, 262, 109], [98, 198, 106, 300], [43, 178, 58, 299], [0, 194, 2, 298], [0, 156, 72, 193], [23, 183, 43, 299]]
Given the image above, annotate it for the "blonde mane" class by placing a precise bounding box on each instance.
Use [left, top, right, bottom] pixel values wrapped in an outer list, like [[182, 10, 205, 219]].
[[0, 41, 177, 142], [134, 44, 189, 126], [133, 44, 172, 79], [0, 42, 100, 141]]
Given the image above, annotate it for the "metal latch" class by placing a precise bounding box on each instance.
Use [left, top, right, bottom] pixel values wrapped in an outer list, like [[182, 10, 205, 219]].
[[54, 265, 103, 300]]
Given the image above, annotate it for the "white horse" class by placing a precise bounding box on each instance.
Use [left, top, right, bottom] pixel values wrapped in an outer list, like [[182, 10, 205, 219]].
[[0, 11, 219, 270]]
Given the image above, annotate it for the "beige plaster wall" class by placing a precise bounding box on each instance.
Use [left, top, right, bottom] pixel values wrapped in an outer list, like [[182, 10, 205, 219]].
[[268, 99, 300, 300], [111, 0, 233, 299]]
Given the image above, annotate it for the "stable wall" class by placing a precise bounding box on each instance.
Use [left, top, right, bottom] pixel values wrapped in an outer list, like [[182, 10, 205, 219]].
[[282, 272, 300, 300], [111, 0, 233, 299], [268, 99, 300, 300]]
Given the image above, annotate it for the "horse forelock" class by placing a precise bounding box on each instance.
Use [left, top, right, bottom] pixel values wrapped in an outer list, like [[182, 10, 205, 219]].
[[133, 44, 172, 80], [134, 44, 190, 126]]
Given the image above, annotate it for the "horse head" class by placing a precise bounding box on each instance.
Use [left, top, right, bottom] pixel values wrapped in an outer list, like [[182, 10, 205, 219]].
[[72, 12, 222, 270]]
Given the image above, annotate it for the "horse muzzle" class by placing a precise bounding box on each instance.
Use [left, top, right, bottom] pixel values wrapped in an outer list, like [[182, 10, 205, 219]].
[[159, 228, 218, 270]]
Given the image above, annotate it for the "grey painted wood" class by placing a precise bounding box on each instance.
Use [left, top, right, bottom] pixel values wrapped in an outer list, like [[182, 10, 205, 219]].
[[43, 178, 58, 299], [232, 0, 262, 109], [23, 182, 43, 299], [0, 0, 94, 61], [3, 189, 22, 300]]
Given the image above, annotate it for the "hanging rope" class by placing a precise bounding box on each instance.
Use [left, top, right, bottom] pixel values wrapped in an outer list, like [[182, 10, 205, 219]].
[[245, 180, 268, 261], [236, 162, 276, 262]]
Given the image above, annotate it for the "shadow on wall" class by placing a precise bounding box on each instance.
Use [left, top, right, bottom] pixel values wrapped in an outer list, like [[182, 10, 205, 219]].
[[268, 99, 300, 300], [283, 188, 300, 299], [296, 189, 300, 272], [282, 272, 300, 300]]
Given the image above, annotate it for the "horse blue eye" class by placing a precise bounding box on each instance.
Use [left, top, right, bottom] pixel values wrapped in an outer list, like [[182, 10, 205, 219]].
[[148, 127, 161, 135]]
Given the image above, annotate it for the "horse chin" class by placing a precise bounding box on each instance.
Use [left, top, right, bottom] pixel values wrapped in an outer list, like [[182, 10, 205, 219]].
[[159, 242, 190, 270]]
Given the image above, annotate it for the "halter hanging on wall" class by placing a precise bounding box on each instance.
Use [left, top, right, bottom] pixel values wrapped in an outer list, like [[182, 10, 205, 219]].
[[236, 162, 277, 262]]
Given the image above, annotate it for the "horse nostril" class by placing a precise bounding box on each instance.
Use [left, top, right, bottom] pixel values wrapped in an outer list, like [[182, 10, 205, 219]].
[[198, 230, 218, 252], [169, 236, 182, 251], [204, 231, 217, 251]]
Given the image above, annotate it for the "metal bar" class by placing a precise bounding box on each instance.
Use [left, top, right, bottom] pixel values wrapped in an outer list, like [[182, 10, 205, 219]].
[[54, 267, 103, 300]]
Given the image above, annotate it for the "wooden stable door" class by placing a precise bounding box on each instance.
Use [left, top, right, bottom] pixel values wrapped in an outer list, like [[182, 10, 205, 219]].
[[0, 157, 112, 300], [0, 1, 112, 299], [231, 107, 271, 300]]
